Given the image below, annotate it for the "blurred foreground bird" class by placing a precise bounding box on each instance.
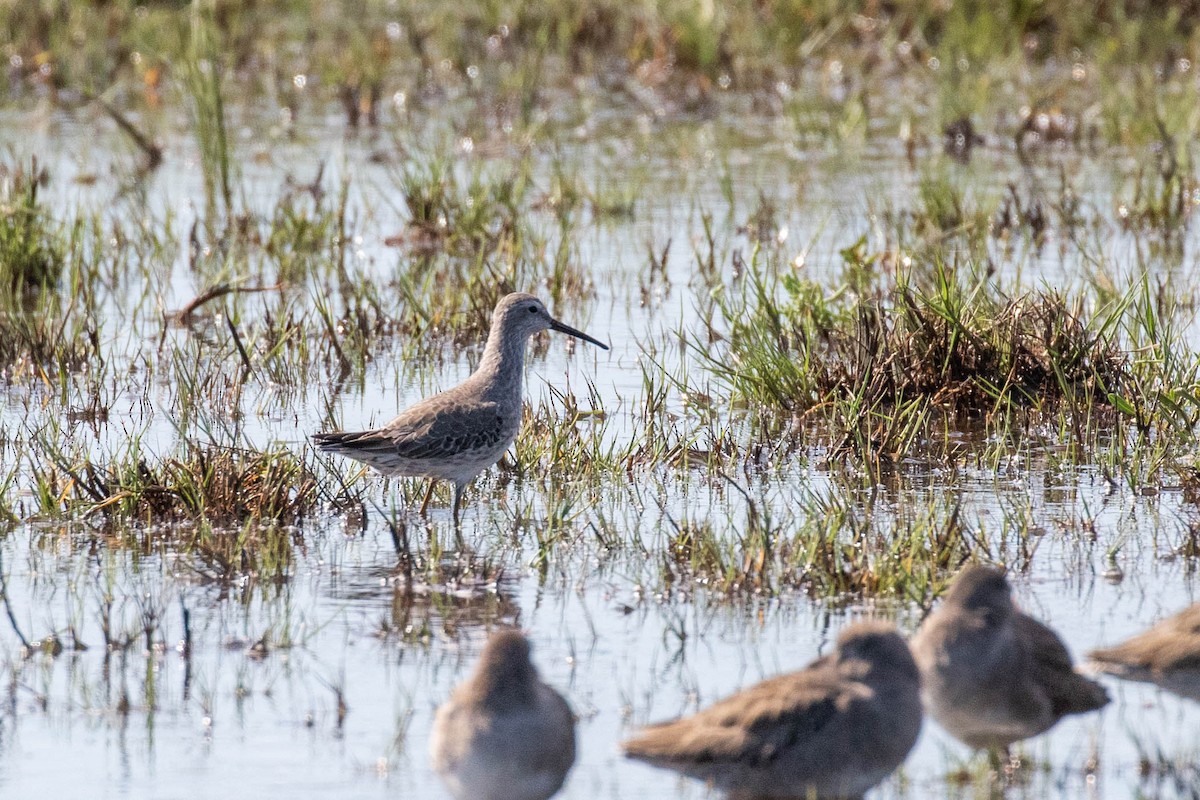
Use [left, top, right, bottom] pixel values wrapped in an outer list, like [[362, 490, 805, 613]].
[[1090, 603, 1200, 702], [911, 565, 1109, 758], [622, 620, 923, 800], [431, 629, 576, 800]]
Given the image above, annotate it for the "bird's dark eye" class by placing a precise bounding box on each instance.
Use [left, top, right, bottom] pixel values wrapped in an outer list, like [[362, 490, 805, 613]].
[[528, 306, 537, 313]]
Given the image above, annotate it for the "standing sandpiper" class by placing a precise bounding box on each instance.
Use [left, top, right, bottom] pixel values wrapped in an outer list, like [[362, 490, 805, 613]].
[[430, 629, 576, 800], [621, 621, 923, 800], [313, 292, 607, 523], [911, 565, 1108, 757]]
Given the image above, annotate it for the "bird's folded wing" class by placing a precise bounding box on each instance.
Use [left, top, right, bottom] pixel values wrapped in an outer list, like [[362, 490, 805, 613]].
[[1016, 613, 1108, 713], [1090, 605, 1200, 672], [623, 669, 856, 767], [316, 401, 507, 460]]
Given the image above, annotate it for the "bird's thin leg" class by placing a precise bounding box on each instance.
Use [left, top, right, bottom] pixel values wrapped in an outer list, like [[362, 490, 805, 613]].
[[986, 746, 1004, 778], [418, 480, 436, 516], [452, 482, 465, 526], [451, 482, 467, 548], [985, 745, 1022, 786], [1002, 744, 1022, 782]]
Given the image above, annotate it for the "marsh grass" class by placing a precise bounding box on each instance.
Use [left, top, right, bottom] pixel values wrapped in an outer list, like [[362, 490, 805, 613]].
[[652, 471, 977, 601], [793, 486, 976, 601], [0, 307, 94, 375], [692, 243, 1200, 469], [267, 168, 350, 284], [179, 5, 234, 228], [0, 0, 1198, 697], [31, 437, 334, 528], [513, 383, 621, 477], [0, 160, 103, 375], [5, 0, 1200, 184], [376, 155, 597, 348], [0, 158, 61, 297], [3, 124, 1195, 612], [1119, 147, 1197, 235]]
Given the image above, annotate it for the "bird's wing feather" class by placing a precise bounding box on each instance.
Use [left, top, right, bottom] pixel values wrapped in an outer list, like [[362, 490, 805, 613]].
[[1016, 612, 1108, 714], [623, 663, 858, 767], [315, 399, 508, 460], [1090, 605, 1200, 672]]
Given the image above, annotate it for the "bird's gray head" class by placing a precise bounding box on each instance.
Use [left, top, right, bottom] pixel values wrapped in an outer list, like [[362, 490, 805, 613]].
[[471, 628, 540, 706], [945, 564, 1014, 620], [490, 292, 608, 350], [478, 628, 534, 671], [837, 620, 918, 679]]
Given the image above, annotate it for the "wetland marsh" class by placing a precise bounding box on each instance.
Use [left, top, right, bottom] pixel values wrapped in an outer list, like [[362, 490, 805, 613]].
[[3, 1, 1200, 797]]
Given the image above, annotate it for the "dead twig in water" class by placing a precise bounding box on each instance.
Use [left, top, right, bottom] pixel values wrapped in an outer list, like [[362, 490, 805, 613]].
[[171, 283, 283, 325], [180, 598, 193, 701], [0, 547, 31, 653], [73, 90, 164, 173], [225, 312, 254, 379]]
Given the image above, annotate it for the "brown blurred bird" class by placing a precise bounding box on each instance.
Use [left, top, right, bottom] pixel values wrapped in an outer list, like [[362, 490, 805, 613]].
[[621, 620, 923, 800], [1090, 603, 1200, 701], [912, 565, 1109, 753]]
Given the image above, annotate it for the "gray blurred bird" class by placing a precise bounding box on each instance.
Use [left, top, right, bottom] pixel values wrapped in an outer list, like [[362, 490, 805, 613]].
[[430, 630, 576, 800], [912, 565, 1109, 753], [313, 293, 607, 524], [621, 620, 923, 800]]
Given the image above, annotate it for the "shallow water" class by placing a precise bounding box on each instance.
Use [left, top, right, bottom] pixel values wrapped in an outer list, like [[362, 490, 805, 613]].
[[3, 93, 1200, 800], [4, 510, 1200, 799]]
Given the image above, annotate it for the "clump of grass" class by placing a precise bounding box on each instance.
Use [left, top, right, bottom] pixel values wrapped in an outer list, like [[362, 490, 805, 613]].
[[533, 164, 639, 224], [356, 154, 599, 352], [702, 250, 1131, 423], [684, 239, 1200, 480], [394, 157, 526, 259], [0, 312, 93, 375], [155, 446, 318, 523], [36, 442, 324, 526], [1118, 144, 1196, 235], [512, 383, 621, 479], [876, 171, 996, 258], [916, 171, 974, 234], [655, 475, 975, 601], [791, 487, 974, 600], [0, 158, 100, 375], [0, 158, 61, 297], [885, 271, 1124, 413], [992, 182, 1052, 247], [266, 167, 350, 284]]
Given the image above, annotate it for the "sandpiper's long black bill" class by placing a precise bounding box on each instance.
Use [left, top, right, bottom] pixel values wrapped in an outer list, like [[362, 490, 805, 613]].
[[550, 318, 609, 350]]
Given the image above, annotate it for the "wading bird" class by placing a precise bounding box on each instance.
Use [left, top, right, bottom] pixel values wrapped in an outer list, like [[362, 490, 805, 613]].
[[314, 292, 607, 525]]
